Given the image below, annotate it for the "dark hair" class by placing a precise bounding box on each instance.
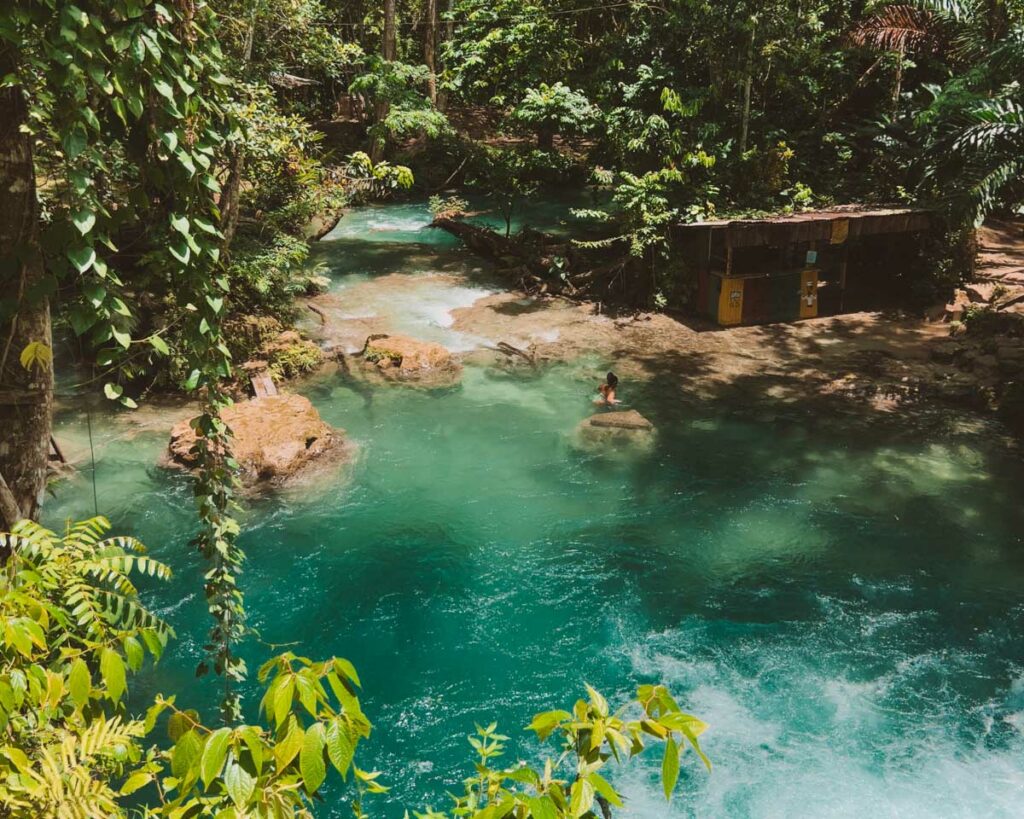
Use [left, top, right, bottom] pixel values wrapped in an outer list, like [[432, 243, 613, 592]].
[[606, 371, 619, 388]]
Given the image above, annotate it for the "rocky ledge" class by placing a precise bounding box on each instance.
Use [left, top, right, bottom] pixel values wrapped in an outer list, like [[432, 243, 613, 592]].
[[167, 393, 352, 487], [351, 333, 462, 387]]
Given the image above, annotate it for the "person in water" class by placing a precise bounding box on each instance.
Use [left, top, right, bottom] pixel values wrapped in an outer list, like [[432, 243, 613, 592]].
[[596, 371, 620, 406]]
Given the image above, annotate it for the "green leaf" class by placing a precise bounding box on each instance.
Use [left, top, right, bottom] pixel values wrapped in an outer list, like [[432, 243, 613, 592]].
[[120, 772, 151, 795], [170, 213, 190, 236], [333, 657, 361, 688], [153, 78, 175, 101], [171, 730, 203, 778], [569, 777, 594, 818], [662, 734, 680, 800], [72, 209, 96, 235], [326, 719, 354, 779], [68, 658, 90, 709], [169, 238, 190, 264], [200, 727, 231, 787], [123, 635, 143, 671], [274, 676, 295, 727], [99, 647, 126, 701], [63, 123, 88, 159], [104, 382, 123, 400], [149, 335, 170, 355], [224, 759, 256, 808], [161, 131, 178, 152], [112, 327, 131, 349], [300, 722, 327, 794], [587, 771, 623, 808], [67, 245, 96, 273]]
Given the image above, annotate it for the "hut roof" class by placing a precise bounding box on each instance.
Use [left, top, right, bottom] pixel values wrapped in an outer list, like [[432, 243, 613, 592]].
[[676, 205, 933, 247]]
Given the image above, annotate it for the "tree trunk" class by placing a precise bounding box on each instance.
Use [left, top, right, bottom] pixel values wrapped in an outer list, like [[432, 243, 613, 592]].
[[425, 0, 438, 104], [437, 0, 454, 111], [371, 0, 397, 161], [739, 22, 755, 153], [0, 42, 53, 530]]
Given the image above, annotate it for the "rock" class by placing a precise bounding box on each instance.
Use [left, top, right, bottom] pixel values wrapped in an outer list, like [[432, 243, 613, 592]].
[[944, 289, 971, 321], [930, 341, 962, 364], [587, 410, 654, 430], [973, 353, 998, 371], [996, 341, 1024, 374], [167, 394, 351, 486], [966, 282, 997, 303], [574, 410, 656, 453], [358, 334, 462, 386]]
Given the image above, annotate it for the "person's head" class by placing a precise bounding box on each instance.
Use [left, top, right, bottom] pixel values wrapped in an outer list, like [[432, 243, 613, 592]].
[[606, 371, 619, 389]]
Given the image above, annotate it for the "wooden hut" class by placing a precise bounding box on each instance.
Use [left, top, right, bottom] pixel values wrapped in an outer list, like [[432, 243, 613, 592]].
[[673, 206, 934, 326]]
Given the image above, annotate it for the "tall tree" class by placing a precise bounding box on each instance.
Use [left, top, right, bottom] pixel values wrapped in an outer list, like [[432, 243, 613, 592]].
[[0, 39, 53, 530]]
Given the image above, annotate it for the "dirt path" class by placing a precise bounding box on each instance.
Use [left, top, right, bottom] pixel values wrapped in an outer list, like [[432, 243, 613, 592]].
[[976, 219, 1024, 287]]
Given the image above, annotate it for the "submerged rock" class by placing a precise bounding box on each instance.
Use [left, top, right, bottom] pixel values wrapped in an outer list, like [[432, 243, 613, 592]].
[[574, 409, 656, 453], [354, 334, 462, 387], [167, 393, 352, 487]]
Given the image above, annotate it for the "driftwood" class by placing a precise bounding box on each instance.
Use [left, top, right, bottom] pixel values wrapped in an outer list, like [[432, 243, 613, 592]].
[[307, 302, 327, 324], [495, 341, 535, 363]]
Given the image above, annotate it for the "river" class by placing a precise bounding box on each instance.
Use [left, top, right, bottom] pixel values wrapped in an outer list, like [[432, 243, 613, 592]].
[[45, 198, 1024, 817]]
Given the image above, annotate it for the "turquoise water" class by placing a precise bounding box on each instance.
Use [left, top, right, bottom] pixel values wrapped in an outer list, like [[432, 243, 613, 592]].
[[45, 201, 1024, 817]]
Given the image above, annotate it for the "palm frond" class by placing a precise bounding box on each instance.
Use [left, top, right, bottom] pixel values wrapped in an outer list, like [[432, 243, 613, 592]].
[[847, 5, 942, 53]]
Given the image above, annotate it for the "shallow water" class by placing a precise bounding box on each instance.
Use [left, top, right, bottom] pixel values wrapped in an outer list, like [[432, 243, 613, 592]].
[[45, 200, 1024, 817]]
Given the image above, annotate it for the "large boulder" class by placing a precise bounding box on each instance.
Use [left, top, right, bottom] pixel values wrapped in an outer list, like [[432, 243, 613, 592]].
[[356, 334, 461, 386], [167, 393, 351, 486], [574, 409, 656, 453]]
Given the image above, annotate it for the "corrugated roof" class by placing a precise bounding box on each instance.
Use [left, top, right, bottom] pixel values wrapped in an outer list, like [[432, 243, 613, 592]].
[[676, 205, 933, 247]]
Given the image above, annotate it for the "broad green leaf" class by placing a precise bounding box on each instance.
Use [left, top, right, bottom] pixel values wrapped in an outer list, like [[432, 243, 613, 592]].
[[662, 734, 680, 800], [112, 327, 131, 349], [68, 658, 90, 708], [200, 727, 231, 787], [587, 771, 624, 808], [120, 772, 151, 795], [104, 382, 123, 400], [100, 647, 126, 701], [149, 335, 170, 355], [223, 758, 256, 808], [333, 657, 361, 688], [123, 635, 143, 671], [153, 78, 175, 101], [273, 676, 295, 727], [72, 209, 96, 235], [171, 730, 203, 778], [300, 722, 327, 794], [274, 719, 304, 769], [569, 777, 594, 818], [169, 238, 190, 265], [170, 213, 190, 236], [326, 718, 354, 779], [63, 123, 88, 158], [67, 245, 96, 273]]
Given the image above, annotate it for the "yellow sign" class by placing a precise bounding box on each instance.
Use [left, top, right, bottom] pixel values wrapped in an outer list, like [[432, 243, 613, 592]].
[[830, 218, 850, 244]]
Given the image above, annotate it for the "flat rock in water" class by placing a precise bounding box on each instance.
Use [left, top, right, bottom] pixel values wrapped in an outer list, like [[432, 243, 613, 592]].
[[167, 393, 351, 487], [574, 409, 656, 454], [586, 409, 654, 430], [356, 334, 462, 386]]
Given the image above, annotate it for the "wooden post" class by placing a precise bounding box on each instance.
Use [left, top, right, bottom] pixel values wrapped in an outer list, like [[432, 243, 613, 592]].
[[839, 242, 849, 313]]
